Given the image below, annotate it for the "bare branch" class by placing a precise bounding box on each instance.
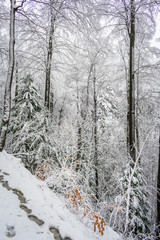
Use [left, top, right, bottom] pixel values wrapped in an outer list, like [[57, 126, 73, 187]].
[[14, 0, 27, 11]]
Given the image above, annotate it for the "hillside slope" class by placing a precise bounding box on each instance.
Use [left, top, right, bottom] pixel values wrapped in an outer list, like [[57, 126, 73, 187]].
[[0, 151, 122, 240]]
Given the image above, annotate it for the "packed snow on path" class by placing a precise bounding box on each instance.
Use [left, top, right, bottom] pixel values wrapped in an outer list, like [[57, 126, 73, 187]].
[[0, 151, 122, 240]]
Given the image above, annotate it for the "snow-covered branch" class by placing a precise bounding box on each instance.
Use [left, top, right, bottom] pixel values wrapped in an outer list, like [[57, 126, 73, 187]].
[[14, 0, 27, 10]]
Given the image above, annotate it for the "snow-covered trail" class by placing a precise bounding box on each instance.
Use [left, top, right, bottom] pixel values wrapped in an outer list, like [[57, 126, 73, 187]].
[[0, 151, 122, 240], [0, 170, 66, 240]]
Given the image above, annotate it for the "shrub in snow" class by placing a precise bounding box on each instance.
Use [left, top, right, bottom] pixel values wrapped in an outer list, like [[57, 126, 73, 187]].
[[66, 186, 107, 236], [43, 156, 107, 236], [135, 225, 160, 240]]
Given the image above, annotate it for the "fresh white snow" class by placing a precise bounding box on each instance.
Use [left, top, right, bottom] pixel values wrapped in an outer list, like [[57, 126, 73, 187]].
[[0, 151, 122, 240]]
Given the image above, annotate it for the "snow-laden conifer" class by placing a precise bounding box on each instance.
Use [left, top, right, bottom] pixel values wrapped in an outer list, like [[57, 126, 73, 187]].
[[110, 160, 150, 237], [8, 74, 43, 172]]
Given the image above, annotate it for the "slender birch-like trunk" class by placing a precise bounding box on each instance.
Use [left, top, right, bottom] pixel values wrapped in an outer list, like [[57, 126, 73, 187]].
[[157, 128, 160, 225], [15, 60, 19, 99], [45, 0, 55, 109], [0, 0, 16, 151], [93, 70, 98, 200], [75, 78, 81, 171], [86, 64, 93, 113]]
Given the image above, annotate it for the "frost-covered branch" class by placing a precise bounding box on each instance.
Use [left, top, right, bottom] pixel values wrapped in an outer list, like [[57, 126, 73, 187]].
[[14, 0, 27, 10]]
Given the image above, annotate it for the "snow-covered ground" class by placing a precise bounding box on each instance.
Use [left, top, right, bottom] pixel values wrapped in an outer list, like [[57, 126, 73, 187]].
[[0, 151, 122, 240]]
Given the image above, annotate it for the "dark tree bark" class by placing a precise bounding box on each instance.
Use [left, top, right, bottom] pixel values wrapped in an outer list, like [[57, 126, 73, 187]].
[[0, 0, 16, 151], [93, 73, 98, 200], [135, 53, 141, 160], [75, 78, 82, 172], [127, 0, 136, 162], [86, 64, 93, 113], [76, 124, 82, 171], [45, 0, 55, 109], [157, 129, 160, 225], [50, 91, 54, 115], [15, 60, 19, 99]]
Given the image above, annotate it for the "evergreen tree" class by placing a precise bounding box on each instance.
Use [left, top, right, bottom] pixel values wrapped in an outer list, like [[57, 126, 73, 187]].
[[8, 74, 43, 171], [13, 74, 42, 122], [110, 161, 150, 236], [23, 109, 54, 167]]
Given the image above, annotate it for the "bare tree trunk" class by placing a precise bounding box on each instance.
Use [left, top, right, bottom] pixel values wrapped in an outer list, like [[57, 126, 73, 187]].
[[76, 125, 82, 171], [58, 96, 65, 126], [135, 53, 140, 160], [127, 0, 136, 162], [50, 91, 54, 116], [93, 72, 98, 200], [0, 0, 16, 151], [45, 0, 55, 109], [157, 128, 160, 225], [86, 64, 93, 113], [15, 60, 19, 99], [75, 78, 82, 171], [76, 63, 94, 172]]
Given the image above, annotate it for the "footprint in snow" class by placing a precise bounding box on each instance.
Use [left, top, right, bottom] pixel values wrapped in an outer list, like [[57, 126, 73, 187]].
[[28, 214, 44, 226], [5, 225, 16, 238], [49, 227, 63, 240], [3, 172, 10, 176]]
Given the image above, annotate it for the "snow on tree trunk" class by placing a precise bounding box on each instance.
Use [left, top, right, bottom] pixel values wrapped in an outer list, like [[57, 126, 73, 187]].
[[0, 0, 16, 151], [86, 64, 93, 113], [75, 78, 82, 172], [15, 60, 19, 99], [127, 0, 136, 162], [45, 0, 55, 109], [93, 73, 99, 200], [157, 128, 160, 225], [76, 125, 82, 171]]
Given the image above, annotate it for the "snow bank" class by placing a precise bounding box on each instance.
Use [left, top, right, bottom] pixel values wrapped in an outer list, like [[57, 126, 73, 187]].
[[0, 151, 122, 240]]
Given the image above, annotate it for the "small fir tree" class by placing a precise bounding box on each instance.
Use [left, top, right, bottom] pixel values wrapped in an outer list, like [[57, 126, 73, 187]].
[[8, 75, 43, 171], [110, 161, 150, 236]]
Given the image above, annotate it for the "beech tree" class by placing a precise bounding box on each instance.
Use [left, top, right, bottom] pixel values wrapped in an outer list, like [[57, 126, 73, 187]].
[[127, 0, 136, 161]]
